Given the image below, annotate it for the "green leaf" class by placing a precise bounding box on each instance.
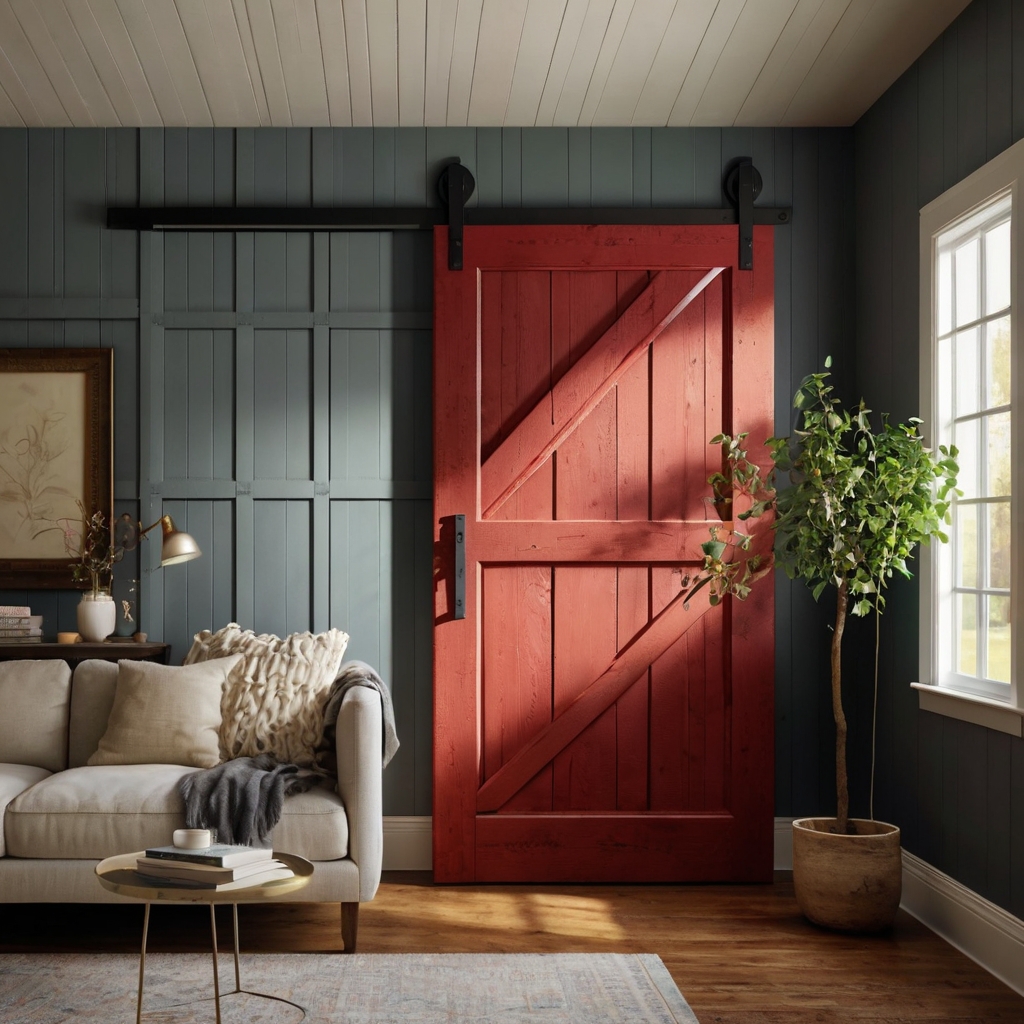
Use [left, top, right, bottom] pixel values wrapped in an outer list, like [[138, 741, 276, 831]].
[[702, 540, 727, 560]]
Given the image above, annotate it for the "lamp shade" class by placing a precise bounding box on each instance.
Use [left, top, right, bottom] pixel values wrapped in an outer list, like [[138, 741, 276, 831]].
[[159, 515, 202, 566]]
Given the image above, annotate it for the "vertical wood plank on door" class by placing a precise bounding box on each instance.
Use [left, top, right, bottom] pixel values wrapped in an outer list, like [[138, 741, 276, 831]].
[[552, 562, 618, 812], [652, 295, 707, 522], [614, 283, 651, 809], [482, 565, 553, 812], [480, 264, 554, 811], [650, 570, 694, 810], [551, 268, 619, 811]]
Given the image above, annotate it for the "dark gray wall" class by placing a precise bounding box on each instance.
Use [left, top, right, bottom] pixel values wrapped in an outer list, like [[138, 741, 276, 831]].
[[0, 125, 853, 821], [854, 0, 1024, 919]]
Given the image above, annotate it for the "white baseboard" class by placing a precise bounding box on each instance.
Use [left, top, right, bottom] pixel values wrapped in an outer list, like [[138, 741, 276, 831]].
[[383, 816, 432, 870], [901, 850, 1024, 998], [774, 817, 1024, 997], [774, 816, 795, 871]]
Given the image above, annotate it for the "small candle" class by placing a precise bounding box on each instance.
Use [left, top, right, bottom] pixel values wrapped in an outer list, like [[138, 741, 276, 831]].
[[172, 829, 212, 850]]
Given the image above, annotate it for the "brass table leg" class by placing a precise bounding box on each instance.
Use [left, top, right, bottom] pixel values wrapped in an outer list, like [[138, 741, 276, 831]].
[[209, 904, 222, 1024], [232, 904, 241, 992], [136, 903, 150, 1024]]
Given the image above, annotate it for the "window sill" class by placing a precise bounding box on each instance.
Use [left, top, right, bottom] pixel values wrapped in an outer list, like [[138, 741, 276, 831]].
[[912, 683, 1024, 737]]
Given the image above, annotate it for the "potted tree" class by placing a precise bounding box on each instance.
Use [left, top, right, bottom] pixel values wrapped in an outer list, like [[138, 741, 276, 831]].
[[686, 364, 958, 931]]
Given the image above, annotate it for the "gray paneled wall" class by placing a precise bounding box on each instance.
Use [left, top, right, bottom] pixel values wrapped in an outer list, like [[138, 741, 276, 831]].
[[0, 125, 852, 821], [854, 0, 1024, 920]]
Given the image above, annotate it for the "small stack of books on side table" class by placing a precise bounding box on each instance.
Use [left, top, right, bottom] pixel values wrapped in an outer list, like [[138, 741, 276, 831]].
[[136, 844, 294, 891], [0, 605, 42, 643]]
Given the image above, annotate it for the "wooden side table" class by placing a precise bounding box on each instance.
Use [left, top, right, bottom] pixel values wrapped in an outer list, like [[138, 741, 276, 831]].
[[0, 640, 171, 666], [96, 851, 313, 1024]]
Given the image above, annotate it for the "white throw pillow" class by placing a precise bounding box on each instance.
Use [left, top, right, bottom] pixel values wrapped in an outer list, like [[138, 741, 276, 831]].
[[87, 657, 242, 769], [184, 623, 350, 766]]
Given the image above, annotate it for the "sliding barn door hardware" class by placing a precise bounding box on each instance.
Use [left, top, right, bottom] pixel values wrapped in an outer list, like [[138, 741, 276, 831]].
[[107, 159, 788, 272], [724, 158, 763, 271], [437, 160, 476, 270]]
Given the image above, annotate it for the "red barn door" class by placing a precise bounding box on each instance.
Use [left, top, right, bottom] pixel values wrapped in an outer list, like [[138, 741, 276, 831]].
[[433, 225, 774, 883]]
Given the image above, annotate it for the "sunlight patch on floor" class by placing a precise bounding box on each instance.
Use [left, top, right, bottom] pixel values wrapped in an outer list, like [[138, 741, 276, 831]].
[[524, 893, 627, 940]]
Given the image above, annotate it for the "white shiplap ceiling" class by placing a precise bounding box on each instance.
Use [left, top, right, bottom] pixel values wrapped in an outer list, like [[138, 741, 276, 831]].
[[0, 0, 972, 129]]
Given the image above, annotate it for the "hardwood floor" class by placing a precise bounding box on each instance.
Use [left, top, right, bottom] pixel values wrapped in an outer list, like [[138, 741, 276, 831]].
[[3, 873, 1023, 1022]]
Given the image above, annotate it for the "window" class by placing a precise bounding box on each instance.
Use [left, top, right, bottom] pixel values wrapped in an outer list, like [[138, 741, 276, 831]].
[[919, 142, 1024, 736]]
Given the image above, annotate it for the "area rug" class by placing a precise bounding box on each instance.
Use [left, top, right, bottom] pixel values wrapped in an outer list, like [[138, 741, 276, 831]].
[[0, 952, 697, 1023]]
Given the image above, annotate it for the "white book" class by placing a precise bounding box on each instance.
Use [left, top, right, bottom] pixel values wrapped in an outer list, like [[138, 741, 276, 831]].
[[135, 856, 290, 884], [136, 866, 294, 891], [143, 843, 274, 868]]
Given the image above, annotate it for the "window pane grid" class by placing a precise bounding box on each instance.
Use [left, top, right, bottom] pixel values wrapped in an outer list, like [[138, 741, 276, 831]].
[[937, 196, 1012, 692]]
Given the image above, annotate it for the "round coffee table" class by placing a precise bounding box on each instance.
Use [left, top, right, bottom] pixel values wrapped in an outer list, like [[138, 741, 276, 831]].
[[96, 850, 313, 1024]]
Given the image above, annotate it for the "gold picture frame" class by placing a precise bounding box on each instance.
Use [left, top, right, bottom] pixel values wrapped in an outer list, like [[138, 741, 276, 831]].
[[0, 349, 113, 588]]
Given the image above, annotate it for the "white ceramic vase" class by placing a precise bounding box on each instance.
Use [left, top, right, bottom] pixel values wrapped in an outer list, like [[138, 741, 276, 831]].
[[77, 591, 116, 642]]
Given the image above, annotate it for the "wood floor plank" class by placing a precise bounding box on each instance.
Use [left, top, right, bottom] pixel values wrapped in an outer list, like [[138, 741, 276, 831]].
[[2, 874, 1022, 1022]]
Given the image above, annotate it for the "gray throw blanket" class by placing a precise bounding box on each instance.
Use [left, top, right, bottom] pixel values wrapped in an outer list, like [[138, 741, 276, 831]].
[[316, 659, 400, 773], [181, 660, 399, 846], [180, 754, 320, 847]]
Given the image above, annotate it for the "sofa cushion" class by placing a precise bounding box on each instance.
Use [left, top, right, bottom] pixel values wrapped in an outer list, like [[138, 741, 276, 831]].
[[87, 657, 242, 769], [5, 764, 349, 861], [0, 764, 51, 857], [185, 623, 349, 766], [0, 661, 71, 772], [6, 764, 194, 858], [68, 659, 118, 768]]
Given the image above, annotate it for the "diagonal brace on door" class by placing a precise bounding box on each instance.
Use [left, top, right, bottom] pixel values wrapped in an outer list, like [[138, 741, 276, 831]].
[[476, 590, 716, 812], [480, 267, 724, 519]]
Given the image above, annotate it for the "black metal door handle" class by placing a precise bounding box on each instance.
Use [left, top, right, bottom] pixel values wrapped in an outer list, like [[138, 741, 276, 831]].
[[454, 514, 465, 620]]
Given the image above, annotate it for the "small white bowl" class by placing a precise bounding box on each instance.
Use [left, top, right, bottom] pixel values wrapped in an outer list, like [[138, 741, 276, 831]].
[[172, 828, 212, 850]]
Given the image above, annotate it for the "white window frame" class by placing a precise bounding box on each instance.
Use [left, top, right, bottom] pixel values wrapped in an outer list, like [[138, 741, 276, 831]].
[[918, 138, 1024, 738]]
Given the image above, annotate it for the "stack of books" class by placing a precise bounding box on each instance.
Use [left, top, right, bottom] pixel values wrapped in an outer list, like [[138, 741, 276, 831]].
[[136, 843, 294, 890], [0, 606, 42, 643]]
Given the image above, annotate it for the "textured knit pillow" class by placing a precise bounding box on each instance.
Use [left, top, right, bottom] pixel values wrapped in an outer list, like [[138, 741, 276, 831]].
[[184, 623, 350, 766], [87, 657, 241, 769]]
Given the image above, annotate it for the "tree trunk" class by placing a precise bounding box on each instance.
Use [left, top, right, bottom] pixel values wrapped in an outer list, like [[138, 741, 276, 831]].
[[832, 579, 850, 834]]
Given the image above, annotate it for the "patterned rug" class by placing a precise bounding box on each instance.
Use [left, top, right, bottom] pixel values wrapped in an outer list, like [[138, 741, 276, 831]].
[[0, 952, 697, 1023]]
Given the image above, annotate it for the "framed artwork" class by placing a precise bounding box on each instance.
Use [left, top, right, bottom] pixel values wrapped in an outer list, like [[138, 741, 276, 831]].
[[0, 349, 113, 588]]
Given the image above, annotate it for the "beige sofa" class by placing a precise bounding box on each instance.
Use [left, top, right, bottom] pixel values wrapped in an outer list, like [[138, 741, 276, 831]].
[[0, 659, 383, 951]]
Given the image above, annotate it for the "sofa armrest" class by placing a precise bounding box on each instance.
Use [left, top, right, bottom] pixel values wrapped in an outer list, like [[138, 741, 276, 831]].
[[335, 686, 383, 901]]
